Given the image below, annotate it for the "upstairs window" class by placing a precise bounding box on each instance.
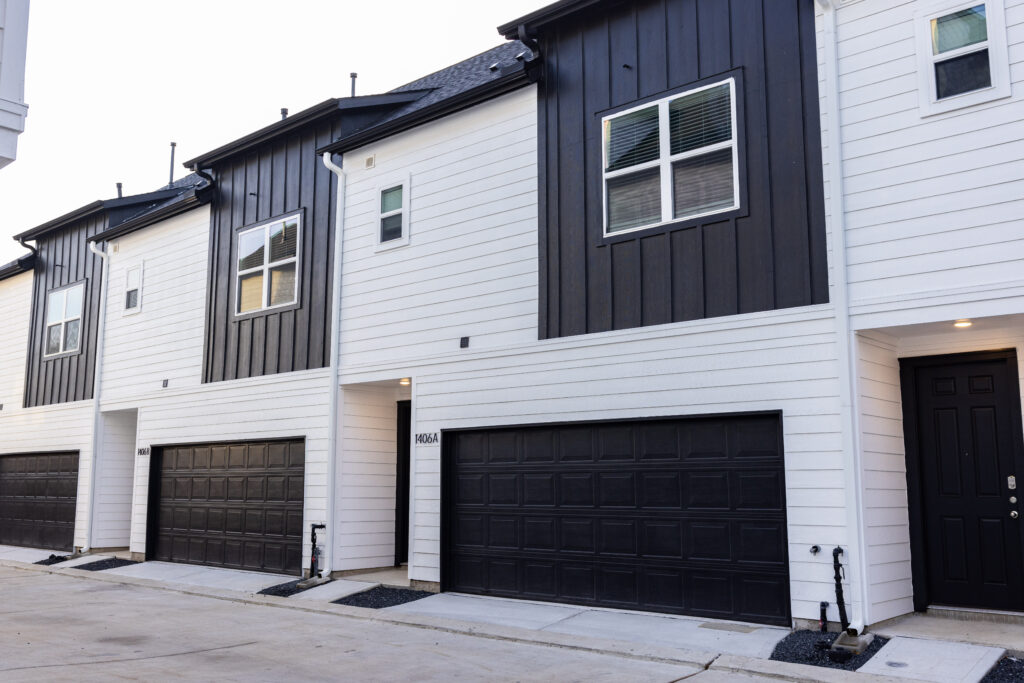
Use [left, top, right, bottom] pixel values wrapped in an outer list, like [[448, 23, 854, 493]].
[[236, 215, 300, 315], [602, 78, 738, 236], [915, 0, 1009, 115], [44, 282, 84, 357], [124, 264, 142, 314], [376, 177, 411, 249]]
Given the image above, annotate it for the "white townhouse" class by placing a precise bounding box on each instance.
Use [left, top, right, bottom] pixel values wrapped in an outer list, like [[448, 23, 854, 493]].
[[0, 0, 1022, 637]]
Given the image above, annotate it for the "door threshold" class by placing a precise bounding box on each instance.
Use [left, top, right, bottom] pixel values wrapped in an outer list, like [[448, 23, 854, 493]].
[[928, 604, 1024, 625]]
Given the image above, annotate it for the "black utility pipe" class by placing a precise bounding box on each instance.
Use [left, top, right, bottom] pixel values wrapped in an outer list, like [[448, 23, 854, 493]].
[[310, 523, 326, 578], [819, 601, 830, 633], [832, 546, 850, 631]]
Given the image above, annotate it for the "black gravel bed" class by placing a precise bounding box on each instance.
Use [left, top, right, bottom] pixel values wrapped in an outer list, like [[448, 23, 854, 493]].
[[259, 578, 332, 598], [72, 558, 139, 572], [983, 657, 1024, 682], [333, 586, 433, 609], [34, 554, 70, 566], [770, 630, 888, 671]]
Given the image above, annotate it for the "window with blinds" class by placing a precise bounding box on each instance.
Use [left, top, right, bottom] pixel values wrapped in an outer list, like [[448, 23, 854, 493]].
[[235, 214, 301, 315], [602, 78, 738, 236]]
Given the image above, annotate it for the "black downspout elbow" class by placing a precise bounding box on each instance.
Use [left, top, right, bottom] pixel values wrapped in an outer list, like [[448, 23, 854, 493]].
[[832, 546, 850, 632], [17, 236, 37, 256]]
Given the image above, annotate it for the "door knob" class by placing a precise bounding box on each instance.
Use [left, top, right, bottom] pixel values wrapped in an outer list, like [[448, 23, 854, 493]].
[[1012, 511, 1020, 519]]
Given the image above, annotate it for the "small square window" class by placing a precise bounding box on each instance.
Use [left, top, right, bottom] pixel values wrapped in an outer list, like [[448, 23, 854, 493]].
[[124, 264, 142, 314], [376, 178, 411, 249], [43, 282, 85, 357], [915, 0, 1010, 115], [235, 214, 301, 316]]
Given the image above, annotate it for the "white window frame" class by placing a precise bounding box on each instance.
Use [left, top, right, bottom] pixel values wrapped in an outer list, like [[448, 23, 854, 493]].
[[43, 281, 85, 358], [601, 77, 739, 238], [375, 176, 411, 250], [123, 262, 143, 316], [234, 213, 302, 316], [914, 0, 1010, 117]]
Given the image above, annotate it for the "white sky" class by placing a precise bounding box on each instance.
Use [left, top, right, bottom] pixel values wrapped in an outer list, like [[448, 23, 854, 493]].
[[0, 0, 549, 264]]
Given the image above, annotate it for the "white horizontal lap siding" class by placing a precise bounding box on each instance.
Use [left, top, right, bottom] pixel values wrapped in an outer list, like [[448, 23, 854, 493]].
[[856, 331, 913, 623], [340, 86, 538, 369], [93, 410, 137, 548], [835, 0, 1024, 322], [126, 368, 331, 568], [335, 385, 400, 570], [0, 271, 31, 417], [101, 206, 210, 404], [401, 307, 848, 622]]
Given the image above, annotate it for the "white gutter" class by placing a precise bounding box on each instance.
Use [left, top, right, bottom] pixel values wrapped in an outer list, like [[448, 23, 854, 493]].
[[82, 240, 111, 554], [816, 0, 870, 633], [320, 151, 347, 576]]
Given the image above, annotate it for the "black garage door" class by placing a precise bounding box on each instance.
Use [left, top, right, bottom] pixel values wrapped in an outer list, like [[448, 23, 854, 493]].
[[0, 452, 79, 552], [149, 440, 304, 575], [443, 413, 790, 625]]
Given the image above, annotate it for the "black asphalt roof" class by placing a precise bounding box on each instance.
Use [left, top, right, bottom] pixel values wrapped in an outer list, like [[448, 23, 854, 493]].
[[13, 174, 207, 243], [89, 174, 212, 243], [182, 91, 428, 170], [0, 252, 35, 282], [318, 41, 533, 155]]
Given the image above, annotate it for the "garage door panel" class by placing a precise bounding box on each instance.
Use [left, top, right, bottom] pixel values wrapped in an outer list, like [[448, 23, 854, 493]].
[[151, 440, 303, 575], [598, 425, 634, 461], [523, 430, 556, 462], [0, 452, 78, 551], [444, 414, 790, 625]]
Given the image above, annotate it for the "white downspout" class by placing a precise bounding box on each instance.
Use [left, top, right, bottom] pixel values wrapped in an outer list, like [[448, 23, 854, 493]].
[[320, 151, 346, 576], [817, 0, 870, 633], [83, 240, 110, 554]]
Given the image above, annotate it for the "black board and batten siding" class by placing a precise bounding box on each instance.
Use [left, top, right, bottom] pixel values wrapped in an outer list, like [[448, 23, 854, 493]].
[[23, 216, 105, 408], [202, 112, 382, 383], [536, 0, 828, 338]]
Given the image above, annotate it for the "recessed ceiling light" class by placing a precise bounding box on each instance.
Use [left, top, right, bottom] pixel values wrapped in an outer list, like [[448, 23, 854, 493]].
[[954, 319, 972, 328], [399, 377, 411, 386]]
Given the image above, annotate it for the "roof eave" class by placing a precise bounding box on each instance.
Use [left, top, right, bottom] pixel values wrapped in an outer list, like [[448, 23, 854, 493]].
[[497, 0, 605, 38], [317, 65, 533, 156], [88, 189, 211, 244], [12, 187, 188, 242], [183, 91, 431, 170], [0, 252, 36, 282], [12, 200, 106, 242]]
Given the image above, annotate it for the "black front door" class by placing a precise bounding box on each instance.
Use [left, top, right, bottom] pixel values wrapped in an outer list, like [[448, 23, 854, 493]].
[[395, 401, 411, 566], [903, 351, 1024, 611]]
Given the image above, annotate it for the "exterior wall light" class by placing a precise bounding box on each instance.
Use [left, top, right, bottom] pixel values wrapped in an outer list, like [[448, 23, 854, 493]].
[[954, 319, 972, 328], [399, 377, 411, 386]]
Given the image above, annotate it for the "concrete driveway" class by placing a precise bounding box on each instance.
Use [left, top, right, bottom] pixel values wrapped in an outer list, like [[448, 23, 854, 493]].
[[0, 566, 704, 682], [387, 593, 789, 658]]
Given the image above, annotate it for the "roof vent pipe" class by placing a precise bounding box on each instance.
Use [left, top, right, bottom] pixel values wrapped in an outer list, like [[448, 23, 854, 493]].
[[168, 142, 177, 185], [281, 108, 288, 120], [350, 72, 357, 98], [116, 182, 123, 198]]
